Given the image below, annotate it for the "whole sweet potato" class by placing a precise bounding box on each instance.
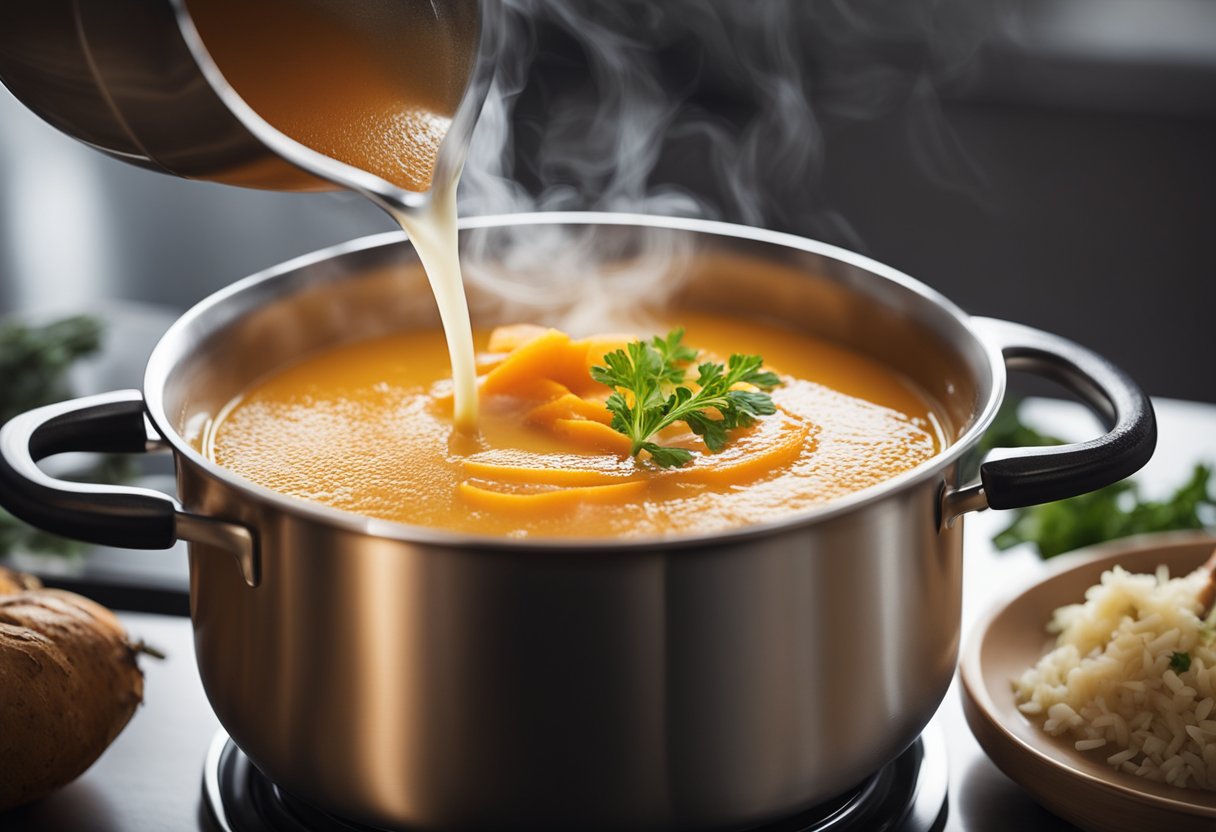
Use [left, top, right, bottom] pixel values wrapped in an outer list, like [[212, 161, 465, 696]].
[[0, 566, 39, 594], [0, 566, 144, 811]]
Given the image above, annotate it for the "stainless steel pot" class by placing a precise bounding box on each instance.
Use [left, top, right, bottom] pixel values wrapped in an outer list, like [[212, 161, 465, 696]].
[[0, 214, 1155, 831]]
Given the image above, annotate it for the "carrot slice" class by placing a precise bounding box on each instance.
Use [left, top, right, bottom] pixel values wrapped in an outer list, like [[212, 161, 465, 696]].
[[462, 460, 641, 487], [551, 418, 634, 454], [578, 334, 637, 371], [526, 393, 613, 426], [510, 378, 572, 403], [476, 352, 509, 374], [481, 330, 591, 396], [674, 416, 812, 485], [487, 323, 550, 353], [458, 479, 647, 513]]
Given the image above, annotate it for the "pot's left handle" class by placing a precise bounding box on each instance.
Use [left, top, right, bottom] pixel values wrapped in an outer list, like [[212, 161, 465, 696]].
[[0, 389, 258, 586]]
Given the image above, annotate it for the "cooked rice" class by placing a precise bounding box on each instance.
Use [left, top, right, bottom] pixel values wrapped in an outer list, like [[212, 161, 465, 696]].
[[1014, 564, 1216, 790]]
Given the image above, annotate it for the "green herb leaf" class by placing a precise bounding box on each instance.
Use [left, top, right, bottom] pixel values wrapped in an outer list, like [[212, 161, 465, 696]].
[[0, 315, 103, 423], [650, 327, 697, 386], [590, 329, 781, 467], [977, 398, 1065, 456], [638, 442, 694, 469], [0, 510, 88, 558], [0, 315, 134, 559], [1170, 651, 1192, 673]]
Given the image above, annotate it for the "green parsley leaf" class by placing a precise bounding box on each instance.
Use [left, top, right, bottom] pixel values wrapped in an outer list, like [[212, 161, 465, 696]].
[[590, 329, 781, 467], [977, 398, 1064, 456], [1170, 651, 1192, 673], [650, 328, 697, 386], [0, 315, 103, 423], [0, 315, 135, 559]]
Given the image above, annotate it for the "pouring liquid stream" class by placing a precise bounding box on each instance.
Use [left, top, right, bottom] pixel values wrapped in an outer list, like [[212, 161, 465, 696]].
[[186, 0, 481, 427], [388, 186, 478, 429]]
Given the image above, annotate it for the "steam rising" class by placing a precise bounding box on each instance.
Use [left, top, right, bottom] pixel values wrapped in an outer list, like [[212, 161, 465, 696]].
[[456, 0, 995, 334]]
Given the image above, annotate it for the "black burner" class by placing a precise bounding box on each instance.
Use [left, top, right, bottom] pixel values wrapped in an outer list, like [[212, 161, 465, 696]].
[[203, 728, 946, 832]]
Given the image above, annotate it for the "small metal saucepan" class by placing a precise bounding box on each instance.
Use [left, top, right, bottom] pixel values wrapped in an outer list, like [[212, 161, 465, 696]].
[[0, 0, 496, 214], [0, 214, 1155, 830]]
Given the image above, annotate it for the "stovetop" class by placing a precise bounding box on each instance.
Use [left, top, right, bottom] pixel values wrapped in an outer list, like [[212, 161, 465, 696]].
[[201, 726, 948, 832]]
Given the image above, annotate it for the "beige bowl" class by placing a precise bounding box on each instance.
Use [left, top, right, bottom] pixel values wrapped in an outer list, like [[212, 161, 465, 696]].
[[960, 531, 1216, 832]]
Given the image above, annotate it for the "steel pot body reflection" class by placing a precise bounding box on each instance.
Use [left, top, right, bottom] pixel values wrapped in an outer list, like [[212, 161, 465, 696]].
[[0, 214, 1156, 830]]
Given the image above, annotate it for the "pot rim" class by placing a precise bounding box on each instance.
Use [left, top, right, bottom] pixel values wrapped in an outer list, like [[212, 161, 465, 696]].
[[144, 211, 1006, 552]]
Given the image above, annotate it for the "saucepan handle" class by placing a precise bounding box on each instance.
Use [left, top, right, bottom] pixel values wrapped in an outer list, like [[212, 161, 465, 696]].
[[0, 389, 258, 585], [961, 317, 1157, 514]]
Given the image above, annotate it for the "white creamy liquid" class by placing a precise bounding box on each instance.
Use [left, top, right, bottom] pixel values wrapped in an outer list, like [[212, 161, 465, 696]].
[[183, 0, 481, 428], [389, 177, 479, 429]]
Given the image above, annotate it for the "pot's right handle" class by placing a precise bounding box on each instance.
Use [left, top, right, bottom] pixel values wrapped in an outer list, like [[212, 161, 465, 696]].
[[945, 317, 1157, 520], [0, 389, 258, 585]]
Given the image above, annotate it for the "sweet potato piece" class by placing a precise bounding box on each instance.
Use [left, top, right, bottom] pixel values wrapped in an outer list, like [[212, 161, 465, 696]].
[[551, 418, 634, 454], [0, 573, 144, 811], [458, 479, 647, 513], [512, 378, 573, 403], [0, 565, 41, 594], [487, 323, 550, 353], [463, 459, 640, 487], [526, 393, 614, 426], [480, 330, 593, 397], [577, 333, 637, 372], [674, 416, 811, 485]]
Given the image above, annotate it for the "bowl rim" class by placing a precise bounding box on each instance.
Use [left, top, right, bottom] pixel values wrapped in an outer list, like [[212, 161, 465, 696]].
[[143, 211, 1007, 552]]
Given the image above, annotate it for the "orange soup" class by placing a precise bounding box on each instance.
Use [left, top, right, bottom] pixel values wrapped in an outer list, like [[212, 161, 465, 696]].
[[204, 314, 946, 538], [187, 0, 474, 192]]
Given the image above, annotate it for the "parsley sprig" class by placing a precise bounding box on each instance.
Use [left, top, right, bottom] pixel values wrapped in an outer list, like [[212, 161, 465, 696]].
[[590, 328, 781, 468], [1170, 651, 1192, 673]]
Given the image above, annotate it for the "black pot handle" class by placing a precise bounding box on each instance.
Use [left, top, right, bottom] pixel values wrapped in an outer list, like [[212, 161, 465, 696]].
[[0, 389, 258, 584], [971, 317, 1157, 511]]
